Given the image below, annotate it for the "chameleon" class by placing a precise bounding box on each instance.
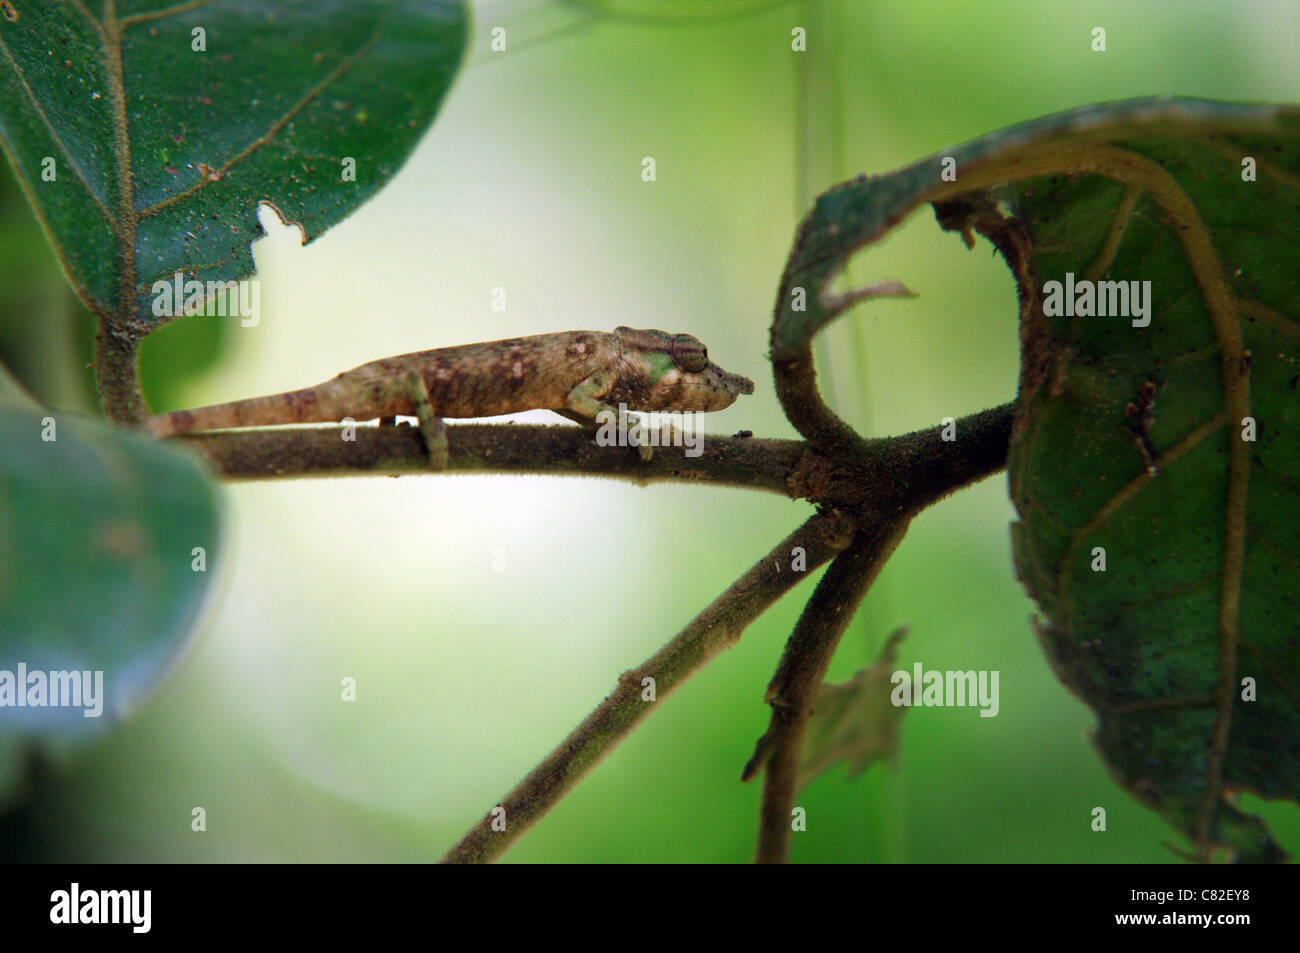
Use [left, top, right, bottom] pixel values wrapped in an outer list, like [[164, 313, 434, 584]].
[[145, 326, 755, 467]]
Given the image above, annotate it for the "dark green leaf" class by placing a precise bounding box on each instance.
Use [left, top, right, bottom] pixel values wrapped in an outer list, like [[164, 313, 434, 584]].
[[779, 98, 1299, 861], [0, 0, 466, 333], [0, 362, 221, 790]]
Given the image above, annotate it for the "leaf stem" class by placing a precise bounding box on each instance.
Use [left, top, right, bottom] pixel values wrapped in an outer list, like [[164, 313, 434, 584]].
[[93, 321, 146, 423]]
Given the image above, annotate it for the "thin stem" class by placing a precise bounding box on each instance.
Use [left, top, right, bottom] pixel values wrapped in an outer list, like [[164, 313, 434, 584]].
[[440, 510, 857, 864], [748, 518, 907, 863]]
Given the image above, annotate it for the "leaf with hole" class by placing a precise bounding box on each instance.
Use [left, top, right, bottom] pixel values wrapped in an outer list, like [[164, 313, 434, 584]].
[[0, 0, 467, 416], [782, 98, 1300, 862]]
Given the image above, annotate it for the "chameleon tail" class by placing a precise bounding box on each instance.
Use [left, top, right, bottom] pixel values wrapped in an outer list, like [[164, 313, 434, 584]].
[[145, 380, 344, 437]]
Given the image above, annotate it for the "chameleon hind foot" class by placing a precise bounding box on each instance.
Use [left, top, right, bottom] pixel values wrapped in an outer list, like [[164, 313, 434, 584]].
[[404, 371, 448, 471]]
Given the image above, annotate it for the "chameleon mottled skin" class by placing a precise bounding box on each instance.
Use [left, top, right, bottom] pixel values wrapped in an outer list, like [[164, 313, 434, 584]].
[[146, 328, 754, 459]]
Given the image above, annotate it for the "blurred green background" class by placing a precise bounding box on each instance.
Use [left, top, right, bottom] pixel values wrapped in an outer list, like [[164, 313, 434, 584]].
[[2, 0, 1298, 862]]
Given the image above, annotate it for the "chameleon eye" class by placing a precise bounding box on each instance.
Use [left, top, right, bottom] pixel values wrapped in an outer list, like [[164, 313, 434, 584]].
[[671, 334, 708, 373]]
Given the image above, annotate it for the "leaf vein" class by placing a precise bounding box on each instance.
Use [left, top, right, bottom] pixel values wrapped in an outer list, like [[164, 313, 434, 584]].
[[135, 17, 389, 221]]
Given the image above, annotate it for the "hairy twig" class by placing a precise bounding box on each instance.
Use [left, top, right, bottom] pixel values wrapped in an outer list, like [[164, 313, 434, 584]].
[[94, 321, 147, 424], [174, 405, 1014, 512], [440, 510, 858, 863], [177, 423, 802, 493]]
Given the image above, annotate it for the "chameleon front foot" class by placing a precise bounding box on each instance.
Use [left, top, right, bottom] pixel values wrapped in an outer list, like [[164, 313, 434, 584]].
[[634, 419, 689, 462]]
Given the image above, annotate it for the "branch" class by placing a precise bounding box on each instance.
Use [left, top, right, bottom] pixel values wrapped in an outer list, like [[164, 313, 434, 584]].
[[774, 401, 1016, 531], [743, 518, 908, 863], [171, 404, 1015, 516], [166, 397, 1014, 865], [176, 423, 803, 493], [439, 510, 857, 864]]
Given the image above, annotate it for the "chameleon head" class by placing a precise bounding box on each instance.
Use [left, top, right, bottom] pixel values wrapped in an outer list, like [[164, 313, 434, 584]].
[[611, 327, 755, 412]]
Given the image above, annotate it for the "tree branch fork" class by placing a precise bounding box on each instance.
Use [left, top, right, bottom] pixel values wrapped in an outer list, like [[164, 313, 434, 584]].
[[168, 398, 1013, 865], [101, 178, 1018, 864]]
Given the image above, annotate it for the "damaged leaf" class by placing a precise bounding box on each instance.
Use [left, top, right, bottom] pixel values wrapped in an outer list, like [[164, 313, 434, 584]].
[[0, 0, 466, 415], [799, 626, 908, 789], [782, 98, 1300, 861]]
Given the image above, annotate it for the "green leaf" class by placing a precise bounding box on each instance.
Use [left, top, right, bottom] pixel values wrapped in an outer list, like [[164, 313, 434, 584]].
[[777, 98, 1299, 862], [0, 0, 466, 347], [0, 361, 221, 792], [799, 626, 908, 790]]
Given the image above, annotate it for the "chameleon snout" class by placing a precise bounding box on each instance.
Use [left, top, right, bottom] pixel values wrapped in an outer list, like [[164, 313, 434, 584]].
[[691, 363, 755, 410], [707, 362, 755, 398]]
